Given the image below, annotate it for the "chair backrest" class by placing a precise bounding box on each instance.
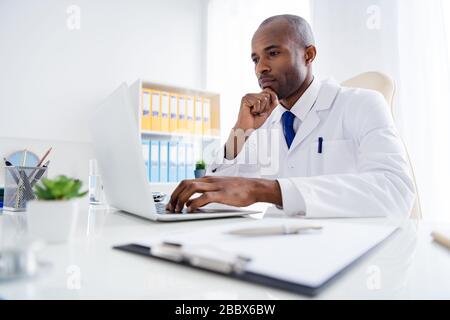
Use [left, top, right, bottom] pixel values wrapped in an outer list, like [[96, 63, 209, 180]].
[[341, 71, 422, 219], [342, 71, 396, 112]]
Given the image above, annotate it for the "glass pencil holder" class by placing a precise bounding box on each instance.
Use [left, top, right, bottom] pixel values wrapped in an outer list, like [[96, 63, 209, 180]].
[[3, 166, 48, 212]]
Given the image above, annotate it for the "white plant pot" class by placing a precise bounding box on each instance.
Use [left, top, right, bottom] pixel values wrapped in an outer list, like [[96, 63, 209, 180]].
[[27, 199, 79, 244]]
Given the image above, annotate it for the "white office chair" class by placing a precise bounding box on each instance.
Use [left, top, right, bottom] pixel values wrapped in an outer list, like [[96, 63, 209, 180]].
[[341, 71, 422, 219]]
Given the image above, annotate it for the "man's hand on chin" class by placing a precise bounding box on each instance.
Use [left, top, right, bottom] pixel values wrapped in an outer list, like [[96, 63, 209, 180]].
[[166, 176, 283, 213]]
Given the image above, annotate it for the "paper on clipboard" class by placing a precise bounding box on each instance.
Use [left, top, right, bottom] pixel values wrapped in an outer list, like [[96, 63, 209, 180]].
[[138, 219, 398, 289]]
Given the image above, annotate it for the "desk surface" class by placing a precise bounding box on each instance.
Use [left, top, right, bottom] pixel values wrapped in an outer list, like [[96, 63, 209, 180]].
[[1, 204, 450, 299]]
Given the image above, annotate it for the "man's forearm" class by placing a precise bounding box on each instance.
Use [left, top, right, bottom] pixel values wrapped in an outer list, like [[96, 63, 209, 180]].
[[224, 127, 252, 160]]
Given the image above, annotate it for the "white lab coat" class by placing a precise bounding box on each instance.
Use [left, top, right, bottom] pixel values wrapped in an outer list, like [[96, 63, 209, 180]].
[[207, 79, 415, 218]]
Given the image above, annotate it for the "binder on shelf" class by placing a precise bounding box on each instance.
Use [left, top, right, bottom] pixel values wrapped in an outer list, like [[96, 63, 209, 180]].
[[202, 98, 211, 136], [161, 92, 170, 132], [159, 141, 169, 183], [177, 142, 186, 181], [178, 96, 187, 133], [141, 90, 151, 131], [142, 139, 150, 181], [186, 143, 194, 179], [135, 79, 221, 139], [150, 91, 161, 131], [194, 96, 203, 135], [186, 96, 195, 134], [169, 94, 178, 133], [150, 140, 160, 182], [168, 141, 178, 182]]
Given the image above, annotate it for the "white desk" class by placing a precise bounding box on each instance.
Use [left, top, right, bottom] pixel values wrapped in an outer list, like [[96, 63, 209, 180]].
[[0, 203, 450, 299]]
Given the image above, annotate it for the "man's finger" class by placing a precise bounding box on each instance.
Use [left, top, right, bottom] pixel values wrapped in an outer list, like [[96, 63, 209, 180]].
[[200, 175, 218, 183], [167, 179, 194, 210], [260, 93, 272, 113], [255, 98, 262, 113], [263, 88, 279, 107], [174, 182, 219, 212], [186, 192, 221, 212], [249, 97, 261, 114], [244, 96, 258, 112]]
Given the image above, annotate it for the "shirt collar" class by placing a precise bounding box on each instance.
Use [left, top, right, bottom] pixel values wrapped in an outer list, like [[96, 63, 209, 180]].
[[270, 78, 321, 124]]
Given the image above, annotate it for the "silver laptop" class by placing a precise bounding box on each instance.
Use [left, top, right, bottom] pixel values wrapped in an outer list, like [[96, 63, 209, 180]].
[[89, 83, 259, 221]]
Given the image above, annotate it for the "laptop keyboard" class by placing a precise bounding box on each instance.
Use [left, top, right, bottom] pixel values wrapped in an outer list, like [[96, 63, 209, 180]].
[[155, 202, 169, 214], [155, 202, 199, 214]]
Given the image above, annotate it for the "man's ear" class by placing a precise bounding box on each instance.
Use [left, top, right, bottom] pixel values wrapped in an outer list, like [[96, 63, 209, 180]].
[[304, 46, 317, 65]]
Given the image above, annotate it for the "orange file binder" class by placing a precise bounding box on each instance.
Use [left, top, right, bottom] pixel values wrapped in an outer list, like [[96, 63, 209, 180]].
[[150, 91, 161, 131], [141, 90, 151, 131], [194, 96, 203, 135], [169, 94, 178, 132], [161, 92, 170, 132], [202, 98, 211, 136], [186, 96, 195, 134], [178, 96, 187, 133]]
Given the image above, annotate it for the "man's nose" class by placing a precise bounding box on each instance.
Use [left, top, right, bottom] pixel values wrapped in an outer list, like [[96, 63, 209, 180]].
[[255, 58, 271, 76]]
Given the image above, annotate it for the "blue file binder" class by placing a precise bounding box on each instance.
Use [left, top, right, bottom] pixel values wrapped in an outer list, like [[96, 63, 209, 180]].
[[150, 141, 160, 183], [186, 143, 194, 179], [141, 139, 150, 182], [168, 141, 178, 182], [159, 141, 169, 183], [177, 143, 186, 181]]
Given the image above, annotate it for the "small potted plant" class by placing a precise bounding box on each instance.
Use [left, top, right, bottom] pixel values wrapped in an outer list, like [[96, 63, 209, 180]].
[[27, 175, 87, 243], [194, 160, 207, 178]]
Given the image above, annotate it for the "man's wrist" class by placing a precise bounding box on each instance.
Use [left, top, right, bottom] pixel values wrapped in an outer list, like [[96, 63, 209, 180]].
[[232, 121, 251, 131], [253, 178, 282, 206]]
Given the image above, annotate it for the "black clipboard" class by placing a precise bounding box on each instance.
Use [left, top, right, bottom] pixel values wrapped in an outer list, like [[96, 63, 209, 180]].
[[114, 243, 336, 297], [113, 226, 397, 297]]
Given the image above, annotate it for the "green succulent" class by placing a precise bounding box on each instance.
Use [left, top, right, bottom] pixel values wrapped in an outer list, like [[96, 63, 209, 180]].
[[195, 160, 206, 170], [34, 175, 88, 201]]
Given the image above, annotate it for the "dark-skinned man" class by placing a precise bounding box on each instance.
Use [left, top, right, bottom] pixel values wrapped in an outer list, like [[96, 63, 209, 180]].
[[166, 14, 415, 219]]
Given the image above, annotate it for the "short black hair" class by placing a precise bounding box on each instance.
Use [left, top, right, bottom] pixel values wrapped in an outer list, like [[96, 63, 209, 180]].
[[259, 14, 315, 47]]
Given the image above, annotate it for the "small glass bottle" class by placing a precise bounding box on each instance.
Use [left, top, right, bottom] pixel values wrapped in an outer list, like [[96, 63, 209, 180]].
[[89, 159, 104, 205]]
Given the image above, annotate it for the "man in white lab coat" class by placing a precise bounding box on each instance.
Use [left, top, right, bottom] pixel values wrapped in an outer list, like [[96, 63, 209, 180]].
[[167, 14, 415, 218]]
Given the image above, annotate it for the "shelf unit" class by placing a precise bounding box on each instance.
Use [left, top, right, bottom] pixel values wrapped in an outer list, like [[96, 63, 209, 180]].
[[140, 130, 220, 142], [130, 79, 221, 141], [129, 79, 222, 183]]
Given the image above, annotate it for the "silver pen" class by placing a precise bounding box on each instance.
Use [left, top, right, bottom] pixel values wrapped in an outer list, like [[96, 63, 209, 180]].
[[227, 224, 323, 236]]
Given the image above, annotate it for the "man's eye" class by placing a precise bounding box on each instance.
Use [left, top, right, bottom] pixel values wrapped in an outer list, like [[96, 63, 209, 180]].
[[252, 58, 259, 64], [269, 51, 280, 57]]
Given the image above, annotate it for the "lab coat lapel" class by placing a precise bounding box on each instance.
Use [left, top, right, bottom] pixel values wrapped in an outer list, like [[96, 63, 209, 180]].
[[288, 80, 341, 153]]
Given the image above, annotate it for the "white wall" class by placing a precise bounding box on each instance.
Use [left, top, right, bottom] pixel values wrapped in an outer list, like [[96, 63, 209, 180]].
[[0, 0, 207, 184], [312, 0, 399, 84]]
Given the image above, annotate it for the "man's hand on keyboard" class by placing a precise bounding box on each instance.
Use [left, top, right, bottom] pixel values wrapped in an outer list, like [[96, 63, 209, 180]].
[[165, 176, 282, 213]]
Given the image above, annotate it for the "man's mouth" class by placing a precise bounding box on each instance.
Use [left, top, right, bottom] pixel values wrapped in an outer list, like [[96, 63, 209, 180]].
[[259, 77, 277, 88]]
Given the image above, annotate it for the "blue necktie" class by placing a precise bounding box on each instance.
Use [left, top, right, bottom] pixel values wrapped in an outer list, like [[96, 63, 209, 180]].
[[282, 111, 296, 149]]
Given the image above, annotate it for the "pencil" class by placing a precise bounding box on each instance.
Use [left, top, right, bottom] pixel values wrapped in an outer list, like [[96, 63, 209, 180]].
[[28, 147, 52, 180], [431, 231, 450, 250], [36, 147, 52, 167]]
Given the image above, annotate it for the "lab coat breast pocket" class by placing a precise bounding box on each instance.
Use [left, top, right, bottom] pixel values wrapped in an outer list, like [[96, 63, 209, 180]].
[[308, 139, 357, 176]]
